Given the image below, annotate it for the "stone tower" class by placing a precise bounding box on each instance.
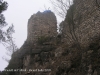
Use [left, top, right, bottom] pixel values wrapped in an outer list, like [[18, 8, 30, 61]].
[[27, 10, 57, 43]]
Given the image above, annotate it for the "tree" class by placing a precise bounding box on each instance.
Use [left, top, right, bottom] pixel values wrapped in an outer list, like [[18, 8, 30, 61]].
[[6, 25, 18, 53], [50, 0, 80, 45], [0, 0, 8, 42], [2, 25, 18, 62], [63, 4, 84, 74], [50, 0, 73, 19], [0, 0, 18, 62], [50, 0, 82, 51]]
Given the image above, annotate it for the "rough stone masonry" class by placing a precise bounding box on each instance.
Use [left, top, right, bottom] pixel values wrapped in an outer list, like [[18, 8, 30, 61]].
[[27, 10, 57, 43]]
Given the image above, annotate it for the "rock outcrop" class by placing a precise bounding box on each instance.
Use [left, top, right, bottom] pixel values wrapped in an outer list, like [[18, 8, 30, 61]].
[[61, 0, 100, 47], [1, 0, 100, 75]]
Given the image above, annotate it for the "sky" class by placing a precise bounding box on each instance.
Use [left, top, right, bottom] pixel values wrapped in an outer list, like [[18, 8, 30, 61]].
[[0, 0, 62, 71]]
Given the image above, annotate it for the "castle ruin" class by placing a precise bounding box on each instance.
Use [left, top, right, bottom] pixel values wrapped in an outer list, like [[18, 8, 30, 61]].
[[27, 10, 57, 43], [4, 0, 100, 75]]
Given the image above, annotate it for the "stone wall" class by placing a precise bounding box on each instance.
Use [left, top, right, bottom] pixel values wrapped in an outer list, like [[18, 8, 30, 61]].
[[27, 10, 57, 43]]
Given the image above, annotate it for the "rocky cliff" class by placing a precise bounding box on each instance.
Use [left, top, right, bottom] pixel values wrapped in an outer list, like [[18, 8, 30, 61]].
[[61, 0, 100, 47], [1, 0, 100, 75]]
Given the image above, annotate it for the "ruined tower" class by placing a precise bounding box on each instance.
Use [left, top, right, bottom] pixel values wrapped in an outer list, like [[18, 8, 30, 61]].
[[27, 10, 57, 43]]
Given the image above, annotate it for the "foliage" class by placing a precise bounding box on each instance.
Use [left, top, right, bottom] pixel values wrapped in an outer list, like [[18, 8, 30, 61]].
[[62, 49, 69, 56], [0, 0, 17, 62], [2, 25, 18, 63], [0, 0, 8, 42], [0, 0, 8, 25], [38, 36, 51, 45], [89, 35, 100, 50], [89, 42, 99, 50], [88, 36, 100, 70], [0, 0, 15, 43]]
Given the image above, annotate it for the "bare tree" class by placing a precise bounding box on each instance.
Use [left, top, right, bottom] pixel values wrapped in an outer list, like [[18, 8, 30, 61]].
[[67, 5, 80, 47], [2, 24, 18, 62], [50, 0, 73, 19], [50, 0, 81, 49]]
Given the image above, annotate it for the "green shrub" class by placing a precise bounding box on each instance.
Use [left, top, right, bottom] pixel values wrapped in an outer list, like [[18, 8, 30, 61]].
[[37, 36, 51, 45]]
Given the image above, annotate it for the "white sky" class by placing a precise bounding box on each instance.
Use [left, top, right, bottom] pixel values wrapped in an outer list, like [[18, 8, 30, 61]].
[[4, 0, 53, 47], [0, 0, 63, 71], [0, 0, 54, 71]]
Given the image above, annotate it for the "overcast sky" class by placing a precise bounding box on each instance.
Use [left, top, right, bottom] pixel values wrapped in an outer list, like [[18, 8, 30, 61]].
[[0, 0, 61, 71]]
